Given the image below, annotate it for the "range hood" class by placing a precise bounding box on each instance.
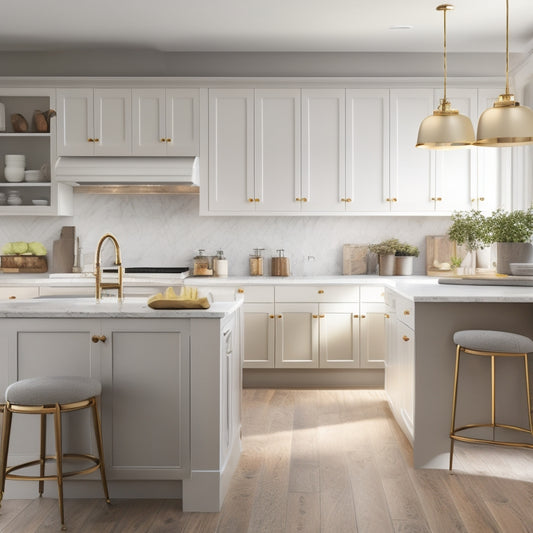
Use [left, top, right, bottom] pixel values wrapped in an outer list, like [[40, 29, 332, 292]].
[[55, 156, 199, 186]]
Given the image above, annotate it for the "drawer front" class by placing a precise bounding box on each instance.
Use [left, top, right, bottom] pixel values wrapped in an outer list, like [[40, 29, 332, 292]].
[[360, 286, 385, 303], [236, 285, 275, 303], [39, 286, 94, 297], [0, 286, 40, 300], [275, 285, 359, 303], [396, 295, 414, 329]]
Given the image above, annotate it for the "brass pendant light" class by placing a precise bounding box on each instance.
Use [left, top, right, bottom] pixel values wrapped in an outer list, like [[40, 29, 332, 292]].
[[416, 4, 475, 150], [475, 0, 533, 147]]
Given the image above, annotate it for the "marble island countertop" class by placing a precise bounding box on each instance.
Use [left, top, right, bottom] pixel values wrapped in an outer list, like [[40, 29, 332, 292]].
[[0, 296, 242, 318]]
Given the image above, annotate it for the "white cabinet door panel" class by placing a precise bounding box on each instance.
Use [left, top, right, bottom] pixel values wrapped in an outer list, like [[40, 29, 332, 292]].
[[166, 88, 200, 156], [347, 89, 390, 212], [208, 89, 255, 211], [255, 89, 300, 212], [390, 89, 434, 212], [319, 303, 359, 368], [132, 88, 166, 155], [57, 88, 94, 156], [243, 303, 275, 368], [360, 302, 386, 368], [301, 89, 345, 212], [94, 89, 132, 156]]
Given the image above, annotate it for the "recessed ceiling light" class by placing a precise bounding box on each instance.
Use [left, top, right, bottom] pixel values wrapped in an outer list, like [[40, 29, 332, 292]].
[[389, 25, 414, 30]]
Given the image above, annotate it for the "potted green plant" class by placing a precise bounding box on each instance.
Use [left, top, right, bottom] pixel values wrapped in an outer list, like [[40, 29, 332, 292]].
[[487, 208, 533, 274], [394, 242, 420, 276], [447, 210, 491, 274], [368, 238, 400, 276]]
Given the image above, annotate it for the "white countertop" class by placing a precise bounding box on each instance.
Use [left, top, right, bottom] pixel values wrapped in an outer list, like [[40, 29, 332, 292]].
[[0, 297, 242, 318], [184, 275, 396, 286]]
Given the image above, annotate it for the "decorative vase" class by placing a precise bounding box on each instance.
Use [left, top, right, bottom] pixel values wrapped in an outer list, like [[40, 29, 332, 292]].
[[395, 256, 414, 276], [496, 242, 533, 274], [378, 254, 396, 276], [476, 246, 492, 270], [461, 251, 476, 275]]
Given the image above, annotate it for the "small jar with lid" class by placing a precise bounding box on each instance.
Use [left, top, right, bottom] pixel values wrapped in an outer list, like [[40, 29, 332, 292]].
[[193, 249, 212, 276], [213, 250, 228, 278], [7, 190, 22, 206], [249, 248, 264, 276]]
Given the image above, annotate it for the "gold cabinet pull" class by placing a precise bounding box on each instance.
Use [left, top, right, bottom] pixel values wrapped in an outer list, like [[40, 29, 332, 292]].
[[94, 138, 100, 143], [254, 198, 260, 202], [277, 314, 282, 319], [319, 314, 325, 318], [160, 138, 166, 143], [392, 198, 397, 202], [471, 198, 476, 203], [88, 138, 94, 142], [248, 198, 254, 203], [8, 295, 16, 300], [92, 335, 107, 343], [312, 314, 318, 318], [437, 197, 442, 201], [353, 314, 359, 318], [386, 198, 391, 202], [295, 197, 301, 201], [403, 310, 410, 315], [318, 290, 324, 294], [237, 288, 244, 294], [402, 335, 410, 342], [269, 315, 275, 319], [346, 198, 352, 202], [361, 314, 366, 319], [341, 198, 346, 202], [384, 313, 390, 318], [431, 197, 436, 201], [479, 197, 485, 202], [166, 138, 172, 143], [302, 198, 308, 202]]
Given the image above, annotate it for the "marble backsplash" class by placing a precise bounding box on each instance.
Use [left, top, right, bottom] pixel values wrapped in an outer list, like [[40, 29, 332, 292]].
[[0, 195, 451, 276]]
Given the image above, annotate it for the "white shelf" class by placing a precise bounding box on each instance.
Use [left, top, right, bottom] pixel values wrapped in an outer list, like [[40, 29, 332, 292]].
[[0, 133, 52, 137], [0, 182, 51, 187]]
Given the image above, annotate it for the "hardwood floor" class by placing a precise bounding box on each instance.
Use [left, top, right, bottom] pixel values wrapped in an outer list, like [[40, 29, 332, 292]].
[[1, 389, 533, 532]]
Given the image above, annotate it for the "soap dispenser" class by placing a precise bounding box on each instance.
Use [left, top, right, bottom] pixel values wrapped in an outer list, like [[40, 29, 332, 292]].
[[214, 250, 228, 278], [249, 248, 264, 276]]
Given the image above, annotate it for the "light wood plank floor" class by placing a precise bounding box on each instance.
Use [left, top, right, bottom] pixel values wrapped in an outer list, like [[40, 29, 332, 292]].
[[1, 389, 533, 532]]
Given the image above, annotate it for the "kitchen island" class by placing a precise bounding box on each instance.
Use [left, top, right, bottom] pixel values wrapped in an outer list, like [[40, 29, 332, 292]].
[[0, 297, 243, 512], [387, 278, 533, 469]]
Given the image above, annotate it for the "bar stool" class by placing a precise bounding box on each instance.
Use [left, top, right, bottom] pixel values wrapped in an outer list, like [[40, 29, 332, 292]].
[[0, 376, 110, 530], [450, 330, 533, 470]]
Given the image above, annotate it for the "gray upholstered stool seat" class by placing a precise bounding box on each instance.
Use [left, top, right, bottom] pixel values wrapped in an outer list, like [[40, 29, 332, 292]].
[[5, 376, 101, 406], [449, 329, 533, 471], [0, 376, 109, 530], [453, 329, 533, 354]]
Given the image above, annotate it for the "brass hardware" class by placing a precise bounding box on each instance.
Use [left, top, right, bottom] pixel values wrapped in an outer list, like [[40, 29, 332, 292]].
[[341, 198, 346, 202], [471, 198, 476, 202], [437, 197, 442, 201], [160, 138, 166, 142], [403, 310, 410, 315], [166, 138, 172, 143], [277, 314, 282, 319], [91, 335, 107, 343], [385, 313, 390, 318], [237, 288, 244, 294], [313, 314, 318, 319], [361, 315, 366, 319], [380, 292, 384, 297], [94, 233, 123, 301], [353, 314, 359, 318], [295, 198, 301, 201], [269, 315, 275, 319], [318, 290, 324, 294], [402, 335, 410, 342], [254, 198, 260, 202], [94, 138, 100, 143], [302, 198, 308, 202], [88, 138, 94, 142], [346, 198, 352, 202], [479, 197, 485, 202], [248, 198, 254, 202], [319, 314, 325, 318], [392, 198, 398, 202], [8, 296, 16, 300], [386, 198, 391, 202], [431, 197, 436, 201]]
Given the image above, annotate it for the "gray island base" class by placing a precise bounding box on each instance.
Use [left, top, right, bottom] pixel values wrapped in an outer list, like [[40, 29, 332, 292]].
[[0, 297, 243, 512]]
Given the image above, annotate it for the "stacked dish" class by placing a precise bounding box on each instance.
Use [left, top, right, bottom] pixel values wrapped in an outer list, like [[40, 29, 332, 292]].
[[509, 263, 533, 276]]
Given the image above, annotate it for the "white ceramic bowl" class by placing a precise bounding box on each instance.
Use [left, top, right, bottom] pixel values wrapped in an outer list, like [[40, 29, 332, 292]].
[[4, 154, 25, 167], [509, 263, 533, 276], [4, 166, 25, 182], [31, 199, 49, 206], [24, 169, 41, 182]]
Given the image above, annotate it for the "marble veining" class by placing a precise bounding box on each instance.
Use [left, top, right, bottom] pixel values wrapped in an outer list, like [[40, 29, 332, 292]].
[[0, 195, 451, 276]]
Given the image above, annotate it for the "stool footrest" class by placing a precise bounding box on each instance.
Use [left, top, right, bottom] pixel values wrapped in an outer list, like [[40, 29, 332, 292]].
[[6, 453, 101, 482]]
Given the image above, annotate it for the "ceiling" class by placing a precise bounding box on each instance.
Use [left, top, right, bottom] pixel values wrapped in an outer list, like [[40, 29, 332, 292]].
[[1, 0, 533, 55]]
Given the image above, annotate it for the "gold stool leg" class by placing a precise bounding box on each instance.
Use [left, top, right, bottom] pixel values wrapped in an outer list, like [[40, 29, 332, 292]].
[[0, 406, 13, 506], [39, 413, 46, 497], [90, 397, 110, 504], [449, 345, 461, 471], [53, 404, 66, 531], [524, 355, 533, 434]]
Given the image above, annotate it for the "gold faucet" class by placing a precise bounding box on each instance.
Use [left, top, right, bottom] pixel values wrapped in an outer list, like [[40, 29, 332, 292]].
[[94, 233, 123, 300]]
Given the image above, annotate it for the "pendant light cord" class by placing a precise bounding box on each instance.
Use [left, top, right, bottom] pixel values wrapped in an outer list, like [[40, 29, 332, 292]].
[[505, 0, 510, 95], [443, 7, 447, 103]]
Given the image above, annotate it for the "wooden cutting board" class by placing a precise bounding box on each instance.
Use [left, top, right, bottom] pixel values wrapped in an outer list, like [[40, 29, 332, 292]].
[[1, 255, 48, 273], [342, 244, 368, 275]]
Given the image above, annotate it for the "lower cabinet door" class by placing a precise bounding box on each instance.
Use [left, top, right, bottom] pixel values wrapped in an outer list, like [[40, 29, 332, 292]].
[[397, 321, 415, 434], [360, 302, 387, 368], [275, 303, 319, 368], [100, 320, 190, 480], [243, 303, 275, 368], [318, 303, 359, 368]]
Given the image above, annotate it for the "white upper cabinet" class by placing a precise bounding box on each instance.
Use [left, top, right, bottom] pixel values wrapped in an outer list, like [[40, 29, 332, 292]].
[[301, 89, 345, 212], [254, 89, 301, 212], [132, 88, 199, 156], [390, 88, 435, 213], [433, 88, 478, 213], [57, 88, 132, 156], [346, 89, 390, 212], [208, 88, 255, 212]]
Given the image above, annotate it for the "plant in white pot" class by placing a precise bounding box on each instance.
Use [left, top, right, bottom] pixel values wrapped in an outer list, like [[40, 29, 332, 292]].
[[394, 242, 420, 276], [447, 210, 491, 275], [368, 238, 400, 276], [487, 208, 533, 274]]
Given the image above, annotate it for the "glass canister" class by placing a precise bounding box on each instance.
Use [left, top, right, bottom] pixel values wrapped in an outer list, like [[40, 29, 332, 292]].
[[272, 249, 290, 277], [193, 249, 212, 276], [249, 248, 264, 276], [213, 250, 228, 278]]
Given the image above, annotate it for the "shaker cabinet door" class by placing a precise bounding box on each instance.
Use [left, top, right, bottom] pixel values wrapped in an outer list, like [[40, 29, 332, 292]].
[[57, 88, 94, 156], [166, 88, 200, 156], [132, 88, 166, 155]]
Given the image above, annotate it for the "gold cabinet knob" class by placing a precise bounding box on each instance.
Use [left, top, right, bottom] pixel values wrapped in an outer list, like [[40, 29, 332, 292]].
[[341, 198, 346, 202], [361, 314, 366, 319], [166, 138, 172, 143], [353, 314, 359, 318], [88, 138, 94, 142], [319, 314, 325, 318], [402, 335, 410, 342], [403, 310, 410, 315], [295, 197, 301, 201], [160, 138, 166, 143], [237, 288, 244, 294], [318, 290, 324, 294], [302, 198, 308, 202], [479, 197, 485, 202], [384, 313, 390, 318], [386, 198, 391, 202], [392, 198, 398, 202], [437, 197, 442, 201], [277, 314, 282, 319], [94, 138, 100, 143], [254, 198, 260, 202], [312, 314, 318, 319], [91, 335, 107, 343], [471, 198, 476, 203], [248, 198, 254, 203], [8, 295, 16, 300], [346, 198, 352, 202], [431, 197, 436, 201], [269, 315, 275, 319]]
